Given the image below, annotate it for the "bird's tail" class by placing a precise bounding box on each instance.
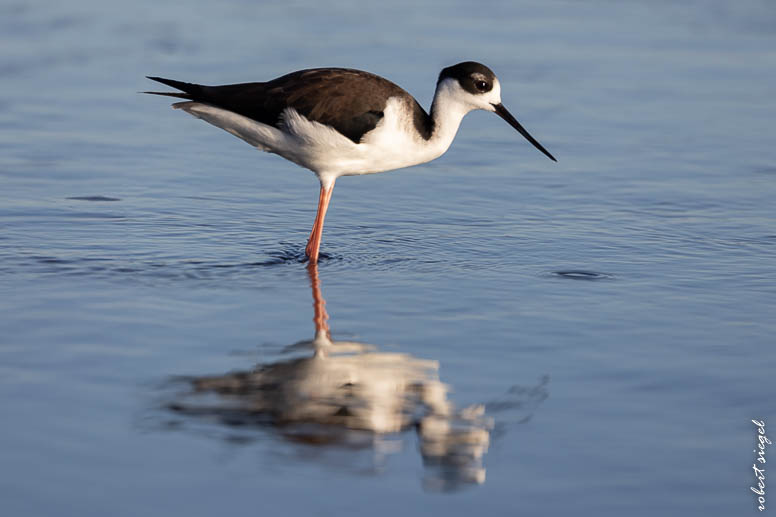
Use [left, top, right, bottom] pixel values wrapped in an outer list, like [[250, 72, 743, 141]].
[[143, 76, 204, 100]]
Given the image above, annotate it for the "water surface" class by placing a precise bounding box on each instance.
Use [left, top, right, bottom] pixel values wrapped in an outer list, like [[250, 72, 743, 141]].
[[2, 1, 775, 516]]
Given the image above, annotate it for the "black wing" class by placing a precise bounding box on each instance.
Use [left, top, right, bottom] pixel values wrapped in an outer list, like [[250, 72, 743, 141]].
[[146, 68, 431, 144]]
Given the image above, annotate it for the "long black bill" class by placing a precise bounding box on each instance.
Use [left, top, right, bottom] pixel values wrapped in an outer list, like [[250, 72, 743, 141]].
[[492, 103, 556, 162]]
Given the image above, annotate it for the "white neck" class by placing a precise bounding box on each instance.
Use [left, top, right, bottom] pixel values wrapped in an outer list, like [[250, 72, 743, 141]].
[[426, 79, 474, 159]]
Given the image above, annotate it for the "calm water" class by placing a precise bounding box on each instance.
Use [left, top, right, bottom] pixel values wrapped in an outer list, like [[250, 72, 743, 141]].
[[2, 0, 776, 515]]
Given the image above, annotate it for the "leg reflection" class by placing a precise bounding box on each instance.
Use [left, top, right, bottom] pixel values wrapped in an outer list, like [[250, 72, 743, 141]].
[[163, 266, 548, 491]]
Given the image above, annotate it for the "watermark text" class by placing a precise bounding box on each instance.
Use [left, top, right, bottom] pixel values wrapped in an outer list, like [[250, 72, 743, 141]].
[[751, 419, 771, 512]]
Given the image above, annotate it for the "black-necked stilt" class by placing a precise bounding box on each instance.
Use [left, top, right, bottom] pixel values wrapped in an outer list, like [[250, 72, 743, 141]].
[[146, 61, 556, 263]]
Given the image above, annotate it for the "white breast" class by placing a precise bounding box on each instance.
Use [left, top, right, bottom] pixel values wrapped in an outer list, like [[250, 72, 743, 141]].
[[172, 96, 461, 186]]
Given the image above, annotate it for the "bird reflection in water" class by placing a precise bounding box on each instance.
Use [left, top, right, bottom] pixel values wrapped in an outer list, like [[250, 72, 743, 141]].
[[165, 264, 548, 491]]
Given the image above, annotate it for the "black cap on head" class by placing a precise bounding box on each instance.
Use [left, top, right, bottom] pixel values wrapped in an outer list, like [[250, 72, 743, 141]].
[[438, 61, 497, 94]]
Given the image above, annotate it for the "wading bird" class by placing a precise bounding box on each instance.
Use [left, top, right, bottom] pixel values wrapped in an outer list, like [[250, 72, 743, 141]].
[[146, 61, 555, 263]]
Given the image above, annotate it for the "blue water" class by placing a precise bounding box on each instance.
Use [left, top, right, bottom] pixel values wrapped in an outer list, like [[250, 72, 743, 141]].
[[2, 0, 776, 515]]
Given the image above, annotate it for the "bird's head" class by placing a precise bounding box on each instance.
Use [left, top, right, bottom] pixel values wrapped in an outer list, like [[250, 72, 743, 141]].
[[437, 61, 556, 162]]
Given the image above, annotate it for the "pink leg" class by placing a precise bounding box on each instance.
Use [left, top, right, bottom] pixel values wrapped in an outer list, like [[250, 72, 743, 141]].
[[305, 182, 334, 264]]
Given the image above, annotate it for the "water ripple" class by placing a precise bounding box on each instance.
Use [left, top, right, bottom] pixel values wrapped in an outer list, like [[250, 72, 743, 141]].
[[545, 270, 615, 281], [66, 196, 121, 202]]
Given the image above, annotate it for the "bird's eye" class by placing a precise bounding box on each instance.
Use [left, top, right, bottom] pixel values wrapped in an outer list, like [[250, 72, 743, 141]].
[[475, 80, 488, 91]]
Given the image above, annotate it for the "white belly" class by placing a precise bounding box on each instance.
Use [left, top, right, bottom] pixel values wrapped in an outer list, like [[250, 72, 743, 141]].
[[172, 97, 453, 185]]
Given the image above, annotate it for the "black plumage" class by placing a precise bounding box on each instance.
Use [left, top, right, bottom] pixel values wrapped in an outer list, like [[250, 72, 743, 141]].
[[146, 68, 434, 144]]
